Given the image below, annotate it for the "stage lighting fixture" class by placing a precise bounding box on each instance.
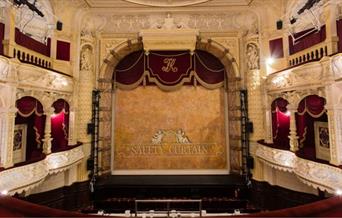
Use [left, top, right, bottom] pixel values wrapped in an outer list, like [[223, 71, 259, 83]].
[[13, 0, 44, 17], [290, 17, 297, 24]]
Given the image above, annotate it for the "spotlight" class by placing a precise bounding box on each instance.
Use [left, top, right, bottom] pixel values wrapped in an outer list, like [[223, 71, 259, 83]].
[[0, 190, 8, 195], [336, 190, 342, 195], [266, 57, 274, 65], [284, 110, 291, 116]]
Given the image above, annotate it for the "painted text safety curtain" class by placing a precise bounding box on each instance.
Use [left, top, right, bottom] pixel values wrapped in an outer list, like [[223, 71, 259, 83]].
[[115, 50, 225, 91]]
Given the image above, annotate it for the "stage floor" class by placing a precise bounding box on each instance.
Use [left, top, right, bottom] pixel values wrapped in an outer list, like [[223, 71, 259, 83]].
[[95, 175, 246, 187]]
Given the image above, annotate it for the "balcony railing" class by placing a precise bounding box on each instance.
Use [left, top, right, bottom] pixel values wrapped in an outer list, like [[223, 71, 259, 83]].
[[256, 143, 342, 194], [0, 145, 84, 195]]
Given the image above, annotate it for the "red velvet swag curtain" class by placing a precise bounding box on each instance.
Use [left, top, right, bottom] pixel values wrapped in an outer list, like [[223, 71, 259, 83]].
[[271, 98, 290, 149], [194, 50, 225, 85], [296, 95, 327, 159], [115, 51, 145, 86], [115, 50, 225, 90], [15, 97, 45, 160], [51, 99, 69, 152], [15, 28, 51, 57]]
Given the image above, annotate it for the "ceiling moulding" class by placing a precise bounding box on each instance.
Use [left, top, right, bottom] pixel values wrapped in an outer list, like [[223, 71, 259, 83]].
[[84, 0, 253, 8], [122, 0, 210, 7], [139, 14, 199, 51]]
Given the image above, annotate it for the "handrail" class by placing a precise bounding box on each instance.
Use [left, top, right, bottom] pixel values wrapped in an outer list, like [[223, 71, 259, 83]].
[[135, 199, 202, 217]]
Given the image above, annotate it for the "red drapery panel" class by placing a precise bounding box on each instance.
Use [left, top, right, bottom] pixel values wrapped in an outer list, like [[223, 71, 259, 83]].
[[51, 99, 69, 152], [194, 50, 225, 85], [147, 51, 192, 86], [15, 97, 45, 160], [16, 96, 44, 116], [15, 28, 51, 57], [271, 98, 290, 149], [115, 50, 225, 90], [269, 38, 284, 58], [116, 51, 145, 86], [0, 23, 4, 55], [337, 19, 342, 53], [296, 95, 327, 160], [297, 95, 326, 116], [56, 40, 70, 61], [288, 25, 326, 55]]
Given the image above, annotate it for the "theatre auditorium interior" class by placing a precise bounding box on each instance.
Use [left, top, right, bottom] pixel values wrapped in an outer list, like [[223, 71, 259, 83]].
[[2, 0, 342, 217]]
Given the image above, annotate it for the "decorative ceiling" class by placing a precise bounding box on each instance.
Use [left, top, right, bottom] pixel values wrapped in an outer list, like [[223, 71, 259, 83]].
[[83, 0, 254, 8]]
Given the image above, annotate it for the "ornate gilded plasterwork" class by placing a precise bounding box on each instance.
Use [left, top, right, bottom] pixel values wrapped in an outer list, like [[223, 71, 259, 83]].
[[46, 146, 84, 174], [294, 157, 342, 193], [266, 54, 342, 93], [256, 144, 342, 194], [0, 146, 84, 195], [82, 12, 258, 35], [256, 144, 295, 172], [212, 37, 239, 67], [0, 159, 48, 195], [0, 57, 73, 94]]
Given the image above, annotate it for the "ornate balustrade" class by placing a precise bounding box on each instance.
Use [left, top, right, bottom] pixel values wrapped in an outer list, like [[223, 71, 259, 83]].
[[266, 53, 342, 93], [256, 143, 342, 194], [0, 145, 84, 195], [256, 144, 295, 172], [0, 55, 73, 93]]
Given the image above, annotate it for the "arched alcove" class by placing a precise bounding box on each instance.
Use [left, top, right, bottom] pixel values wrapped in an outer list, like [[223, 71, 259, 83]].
[[296, 94, 328, 162], [15, 96, 46, 164]]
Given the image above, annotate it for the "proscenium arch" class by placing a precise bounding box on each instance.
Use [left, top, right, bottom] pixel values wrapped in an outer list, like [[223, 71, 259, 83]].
[[97, 37, 242, 174]]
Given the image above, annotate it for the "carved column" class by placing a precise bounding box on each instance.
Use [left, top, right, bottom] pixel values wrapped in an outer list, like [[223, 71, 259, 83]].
[[77, 41, 95, 181], [2, 7, 16, 57], [326, 107, 342, 165], [68, 106, 77, 145], [264, 95, 273, 143], [0, 107, 16, 168], [42, 107, 54, 154], [323, 1, 339, 55], [287, 105, 299, 152]]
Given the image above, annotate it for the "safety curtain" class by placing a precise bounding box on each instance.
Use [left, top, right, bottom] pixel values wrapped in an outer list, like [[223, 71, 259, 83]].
[[271, 98, 290, 149], [51, 99, 69, 152], [115, 50, 225, 91]]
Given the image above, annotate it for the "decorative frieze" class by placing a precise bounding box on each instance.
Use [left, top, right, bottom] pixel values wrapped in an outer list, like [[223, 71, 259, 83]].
[[266, 54, 342, 93], [46, 146, 84, 174], [256, 143, 342, 194], [0, 159, 48, 195], [0, 145, 84, 195], [0, 56, 73, 93], [256, 144, 295, 172], [294, 156, 342, 193]]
